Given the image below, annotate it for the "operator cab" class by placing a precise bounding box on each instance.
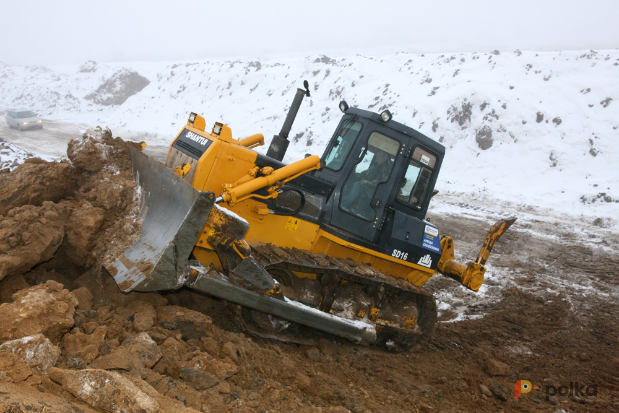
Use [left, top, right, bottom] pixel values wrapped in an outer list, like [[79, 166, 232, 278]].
[[312, 106, 445, 267], [262, 104, 445, 269]]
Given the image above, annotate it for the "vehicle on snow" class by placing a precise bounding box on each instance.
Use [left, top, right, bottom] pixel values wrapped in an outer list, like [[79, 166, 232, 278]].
[[5, 109, 43, 130]]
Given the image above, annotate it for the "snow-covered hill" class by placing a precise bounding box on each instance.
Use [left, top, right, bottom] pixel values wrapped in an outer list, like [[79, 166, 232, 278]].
[[1, 50, 617, 225]]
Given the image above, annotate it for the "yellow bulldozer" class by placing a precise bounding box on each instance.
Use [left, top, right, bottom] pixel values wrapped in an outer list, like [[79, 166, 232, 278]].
[[106, 81, 515, 350]]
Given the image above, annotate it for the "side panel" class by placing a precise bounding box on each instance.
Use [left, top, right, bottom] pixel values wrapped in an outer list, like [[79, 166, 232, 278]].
[[311, 230, 435, 286], [381, 211, 442, 271], [194, 199, 319, 252]]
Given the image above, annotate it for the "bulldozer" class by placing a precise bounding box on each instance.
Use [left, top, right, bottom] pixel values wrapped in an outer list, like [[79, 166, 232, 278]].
[[106, 81, 515, 350]]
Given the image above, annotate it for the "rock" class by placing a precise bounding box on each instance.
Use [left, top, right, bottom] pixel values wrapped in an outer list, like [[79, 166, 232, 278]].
[[0, 333, 61, 371], [318, 338, 339, 356], [61, 325, 107, 362], [0, 274, 30, 303], [548, 395, 559, 405], [134, 311, 155, 332], [207, 358, 238, 380], [221, 341, 246, 365], [0, 160, 75, 216], [0, 382, 99, 413], [179, 367, 219, 390], [82, 321, 99, 335], [67, 358, 87, 369], [49, 367, 160, 413], [201, 336, 220, 358], [184, 353, 238, 380], [104, 313, 129, 342], [71, 287, 94, 311], [479, 384, 493, 397], [115, 300, 157, 333], [490, 382, 510, 401], [62, 206, 105, 266], [475, 125, 494, 150], [152, 337, 192, 378], [91, 176, 135, 210], [0, 352, 32, 382], [142, 374, 202, 412], [67, 130, 112, 173], [148, 326, 182, 345], [484, 359, 510, 376], [90, 332, 161, 371], [0, 280, 78, 344], [295, 372, 312, 390], [0, 203, 70, 281], [156, 305, 213, 340]]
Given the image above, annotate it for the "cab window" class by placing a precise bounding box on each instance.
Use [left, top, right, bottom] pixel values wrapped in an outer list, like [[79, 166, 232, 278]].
[[340, 132, 399, 220], [323, 119, 362, 171], [397, 147, 436, 209]]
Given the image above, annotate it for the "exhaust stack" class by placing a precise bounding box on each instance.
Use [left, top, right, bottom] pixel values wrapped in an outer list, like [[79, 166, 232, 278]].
[[266, 80, 311, 161]]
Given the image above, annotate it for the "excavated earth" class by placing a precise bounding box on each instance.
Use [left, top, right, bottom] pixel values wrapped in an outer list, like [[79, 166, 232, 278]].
[[0, 129, 617, 412]]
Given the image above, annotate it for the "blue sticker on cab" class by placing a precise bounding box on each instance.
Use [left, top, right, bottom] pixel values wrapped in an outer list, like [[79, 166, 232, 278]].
[[421, 225, 441, 253]]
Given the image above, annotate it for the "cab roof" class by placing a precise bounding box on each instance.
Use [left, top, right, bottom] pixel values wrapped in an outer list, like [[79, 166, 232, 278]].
[[345, 107, 445, 156]]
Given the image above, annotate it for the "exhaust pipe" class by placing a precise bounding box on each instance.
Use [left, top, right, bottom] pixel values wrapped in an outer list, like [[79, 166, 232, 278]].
[[266, 80, 311, 161]]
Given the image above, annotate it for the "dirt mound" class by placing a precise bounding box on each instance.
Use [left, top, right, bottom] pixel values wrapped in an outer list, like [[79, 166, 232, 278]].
[[0, 127, 141, 282]]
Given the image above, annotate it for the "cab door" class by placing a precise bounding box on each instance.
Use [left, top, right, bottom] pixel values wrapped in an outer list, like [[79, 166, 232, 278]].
[[328, 130, 404, 243]]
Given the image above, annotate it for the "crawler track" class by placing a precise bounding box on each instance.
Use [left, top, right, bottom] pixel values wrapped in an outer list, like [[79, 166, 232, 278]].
[[253, 244, 438, 350]]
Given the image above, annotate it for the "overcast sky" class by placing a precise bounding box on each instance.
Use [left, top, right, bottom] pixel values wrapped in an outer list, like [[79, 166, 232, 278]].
[[2, 0, 618, 66]]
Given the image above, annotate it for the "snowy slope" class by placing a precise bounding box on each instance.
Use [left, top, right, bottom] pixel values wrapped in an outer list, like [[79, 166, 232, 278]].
[[0, 50, 617, 224], [0, 140, 35, 171]]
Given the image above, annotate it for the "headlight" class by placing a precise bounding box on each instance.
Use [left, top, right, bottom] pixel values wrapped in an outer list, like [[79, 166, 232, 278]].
[[37, 120, 42, 123], [22, 122, 28, 124], [380, 110, 393, 122]]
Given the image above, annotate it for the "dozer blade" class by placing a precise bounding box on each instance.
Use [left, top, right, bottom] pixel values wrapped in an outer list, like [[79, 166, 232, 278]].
[[105, 148, 215, 292]]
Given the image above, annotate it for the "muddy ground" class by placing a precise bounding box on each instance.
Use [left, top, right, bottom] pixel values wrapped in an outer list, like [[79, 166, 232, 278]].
[[0, 129, 617, 412]]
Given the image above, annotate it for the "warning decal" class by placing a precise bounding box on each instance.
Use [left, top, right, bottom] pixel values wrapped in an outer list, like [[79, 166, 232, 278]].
[[421, 225, 441, 253], [285, 217, 299, 232]]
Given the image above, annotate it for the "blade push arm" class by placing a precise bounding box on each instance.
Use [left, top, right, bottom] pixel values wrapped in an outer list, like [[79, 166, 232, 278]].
[[437, 217, 516, 292]]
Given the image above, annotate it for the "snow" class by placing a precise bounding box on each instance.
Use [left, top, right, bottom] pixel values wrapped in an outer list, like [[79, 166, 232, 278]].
[[214, 203, 248, 226], [0, 140, 35, 170], [1, 49, 617, 225]]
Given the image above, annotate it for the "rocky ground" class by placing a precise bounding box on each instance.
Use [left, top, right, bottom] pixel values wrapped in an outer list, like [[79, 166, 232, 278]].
[[0, 130, 617, 412]]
